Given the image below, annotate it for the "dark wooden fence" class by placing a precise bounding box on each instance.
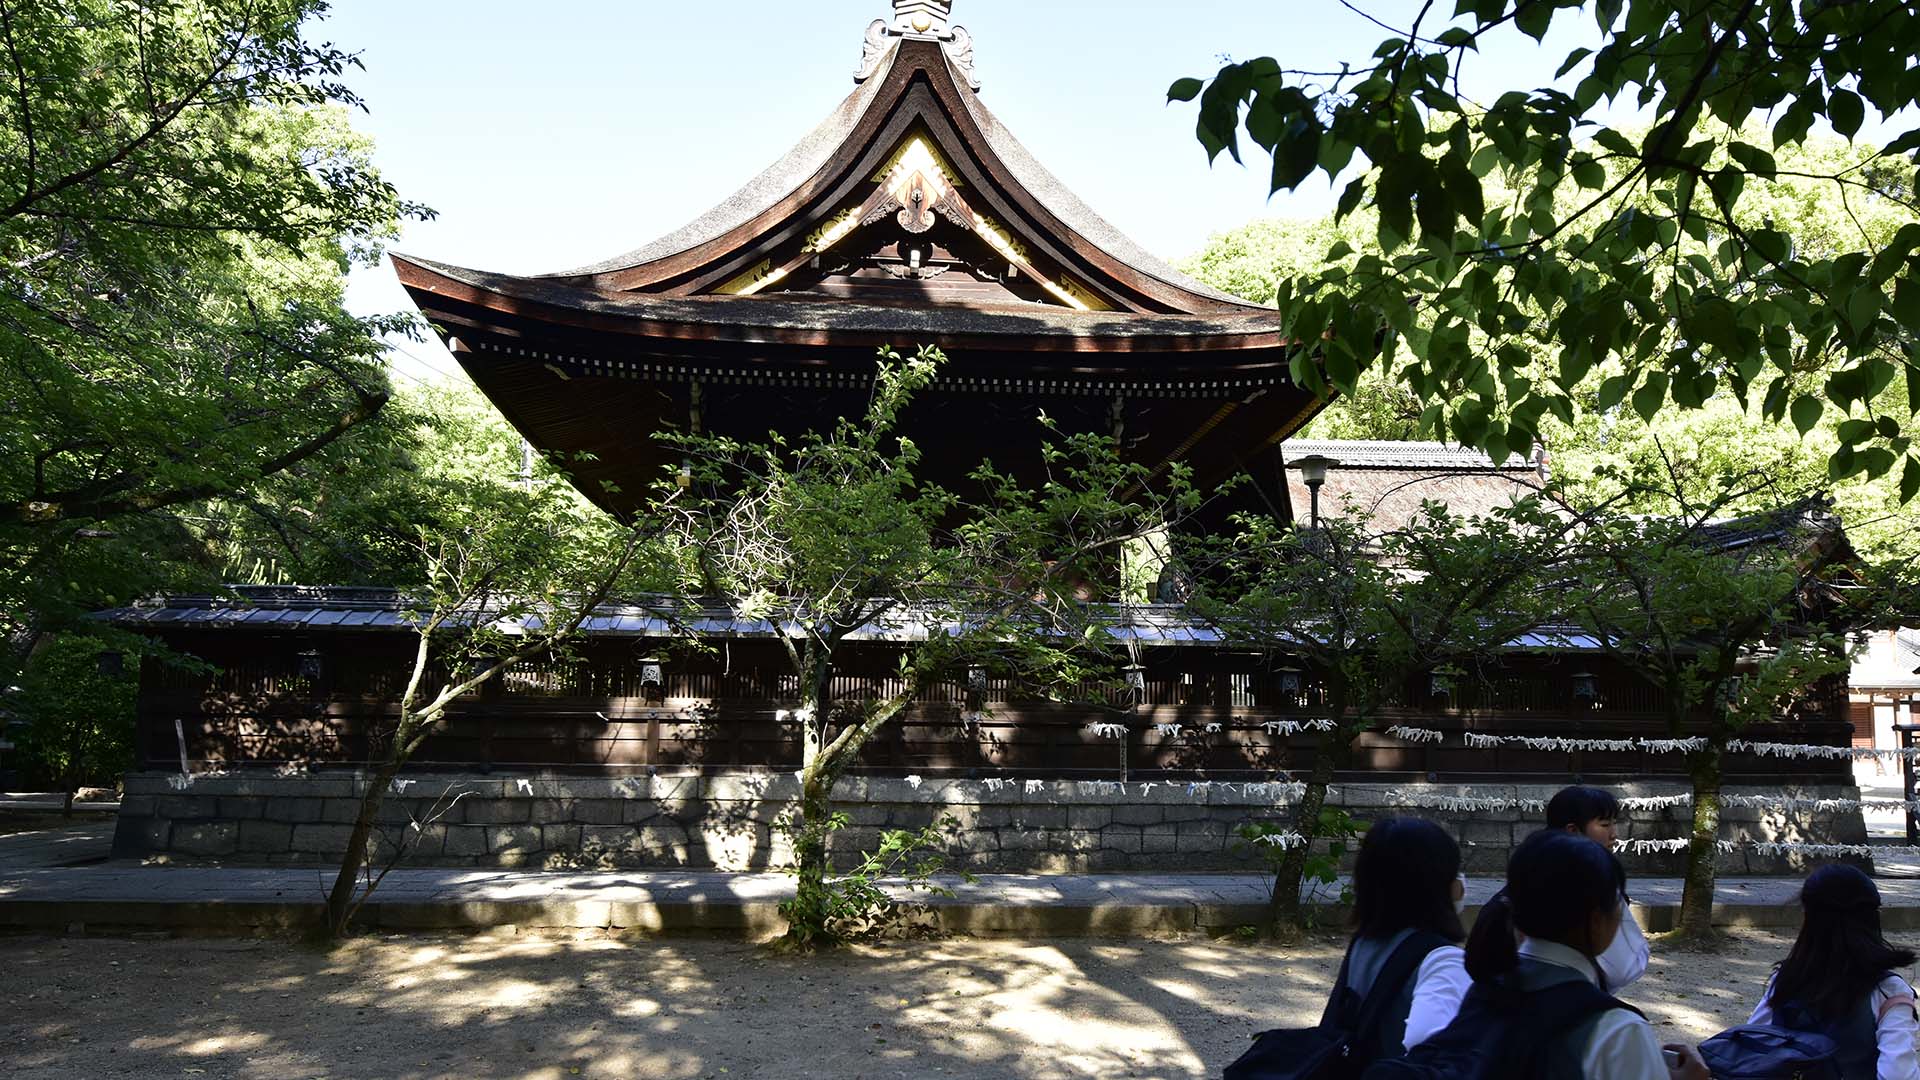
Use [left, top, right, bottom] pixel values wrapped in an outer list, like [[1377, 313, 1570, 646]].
[[134, 631, 1853, 784]]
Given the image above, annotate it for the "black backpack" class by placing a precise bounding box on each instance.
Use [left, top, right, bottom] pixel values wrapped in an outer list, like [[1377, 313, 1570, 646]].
[[1697, 1024, 1842, 1080], [1358, 972, 1634, 1080], [1223, 932, 1449, 1080]]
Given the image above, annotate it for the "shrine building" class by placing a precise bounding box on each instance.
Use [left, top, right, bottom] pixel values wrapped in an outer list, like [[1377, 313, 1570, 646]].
[[104, 2, 1863, 873]]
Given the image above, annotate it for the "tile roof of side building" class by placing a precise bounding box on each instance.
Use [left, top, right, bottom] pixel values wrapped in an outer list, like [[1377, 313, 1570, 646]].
[[1278, 440, 1551, 529]]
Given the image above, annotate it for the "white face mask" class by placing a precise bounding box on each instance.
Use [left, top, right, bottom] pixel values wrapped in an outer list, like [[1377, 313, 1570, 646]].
[[1454, 873, 1468, 915]]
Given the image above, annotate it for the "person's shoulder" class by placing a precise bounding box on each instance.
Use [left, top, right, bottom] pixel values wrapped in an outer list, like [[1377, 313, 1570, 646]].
[[1417, 944, 1467, 974], [1874, 973, 1916, 1003]]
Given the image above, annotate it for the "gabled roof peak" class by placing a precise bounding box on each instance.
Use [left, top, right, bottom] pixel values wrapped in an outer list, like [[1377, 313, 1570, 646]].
[[859, 0, 979, 89]]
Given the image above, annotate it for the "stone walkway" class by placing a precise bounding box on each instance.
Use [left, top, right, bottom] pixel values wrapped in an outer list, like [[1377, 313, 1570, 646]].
[[6, 816, 1920, 936], [6, 854, 1920, 935]]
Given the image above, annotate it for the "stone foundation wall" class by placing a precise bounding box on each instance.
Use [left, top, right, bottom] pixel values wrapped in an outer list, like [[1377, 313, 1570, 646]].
[[113, 771, 1869, 875]]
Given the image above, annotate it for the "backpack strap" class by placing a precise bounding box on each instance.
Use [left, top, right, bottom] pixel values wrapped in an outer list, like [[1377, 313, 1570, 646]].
[[1499, 976, 1639, 1074], [1346, 932, 1452, 1049], [1319, 944, 1358, 1029]]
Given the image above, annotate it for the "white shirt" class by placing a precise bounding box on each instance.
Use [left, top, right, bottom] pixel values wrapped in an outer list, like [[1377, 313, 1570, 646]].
[[1597, 897, 1651, 991], [1748, 971, 1920, 1080], [1403, 944, 1472, 1051], [1518, 937, 1671, 1079]]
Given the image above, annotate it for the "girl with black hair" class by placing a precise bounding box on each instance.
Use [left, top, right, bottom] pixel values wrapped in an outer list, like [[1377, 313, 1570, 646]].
[[1746, 864, 1919, 1079], [1546, 785, 1650, 990], [1454, 829, 1707, 1078], [1342, 817, 1475, 1054]]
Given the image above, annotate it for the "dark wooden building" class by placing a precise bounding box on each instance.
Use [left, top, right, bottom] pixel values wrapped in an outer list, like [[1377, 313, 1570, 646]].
[[102, 3, 1863, 869]]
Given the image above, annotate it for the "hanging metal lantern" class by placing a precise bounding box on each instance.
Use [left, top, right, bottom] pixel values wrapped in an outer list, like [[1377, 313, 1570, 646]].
[[1570, 671, 1599, 706], [297, 649, 325, 681], [1276, 665, 1304, 695]]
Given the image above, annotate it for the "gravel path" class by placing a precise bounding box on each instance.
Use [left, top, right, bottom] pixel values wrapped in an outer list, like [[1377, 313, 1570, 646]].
[[0, 928, 1892, 1080]]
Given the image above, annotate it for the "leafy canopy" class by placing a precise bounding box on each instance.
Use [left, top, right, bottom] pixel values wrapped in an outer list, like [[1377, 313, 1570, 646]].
[[0, 1, 424, 659], [1173, 0, 1920, 500]]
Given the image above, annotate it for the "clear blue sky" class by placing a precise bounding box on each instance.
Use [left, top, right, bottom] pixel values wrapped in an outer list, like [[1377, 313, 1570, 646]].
[[312, 1, 1616, 380]]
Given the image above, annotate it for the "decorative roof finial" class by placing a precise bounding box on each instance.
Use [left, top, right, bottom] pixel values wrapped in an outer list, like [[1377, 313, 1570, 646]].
[[857, 0, 979, 90]]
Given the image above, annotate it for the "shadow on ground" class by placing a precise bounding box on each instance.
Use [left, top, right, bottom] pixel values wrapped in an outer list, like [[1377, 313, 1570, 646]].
[[0, 926, 1865, 1080]]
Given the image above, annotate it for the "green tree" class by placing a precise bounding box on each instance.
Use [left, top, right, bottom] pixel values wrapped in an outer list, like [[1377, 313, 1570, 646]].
[[321, 389, 652, 937], [11, 633, 137, 813], [655, 347, 1191, 947], [1172, 1, 1920, 497], [1568, 492, 1859, 938], [0, 0, 425, 670], [1197, 497, 1568, 932]]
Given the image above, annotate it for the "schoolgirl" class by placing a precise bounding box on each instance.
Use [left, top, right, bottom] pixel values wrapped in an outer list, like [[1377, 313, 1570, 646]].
[[1747, 864, 1920, 1080]]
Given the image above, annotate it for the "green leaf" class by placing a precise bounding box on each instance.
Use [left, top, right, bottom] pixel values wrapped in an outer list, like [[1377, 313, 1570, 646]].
[[1515, 1, 1553, 41], [1791, 394, 1823, 435], [1631, 371, 1669, 421], [1326, 240, 1354, 261], [1554, 47, 1593, 78], [1572, 159, 1606, 189], [1893, 279, 1920, 333], [1167, 77, 1204, 103], [1902, 457, 1920, 504], [1595, 374, 1630, 411], [1828, 88, 1864, 139], [1725, 141, 1777, 180]]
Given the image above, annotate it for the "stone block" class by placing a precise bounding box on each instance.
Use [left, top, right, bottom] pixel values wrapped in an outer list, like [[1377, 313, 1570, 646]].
[[1159, 804, 1208, 824], [172, 820, 238, 856], [214, 796, 266, 820], [264, 796, 324, 823], [623, 800, 662, 825], [404, 824, 447, 859], [1460, 821, 1511, 844], [1141, 824, 1180, 853], [1112, 804, 1166, 826], [111, 815, 170, 857], [530, 799, 574, 824], [154, 795, 205, 819], [321, 798, 365, 824], [1011, 806, 1068, 830], [443, 825, 489, 857], [1100, 825, 1144, 853], [466, 800, 531, 824], [1068, 805, 1113, 830], [118, 795, 156, 817], [237, 820, 294, 854], [488, 825, 543, 854], [997, 828, 1065, 852], [840, 803, 891, 827], [573, 799, 626, 825], [291, 823, 355, 854], [579, 825, 637, 853], [1175, 819, 1229, 840], [541, 824, 583, 852]]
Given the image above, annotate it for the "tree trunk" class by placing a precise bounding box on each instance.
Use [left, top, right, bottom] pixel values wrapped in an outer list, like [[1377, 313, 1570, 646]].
[[1270, 730, 1347, 931], [323, 750, 405, 938], [784, 672, 838, 945], [62, 786, 74, 817], [1678, 740, 1724, 939]]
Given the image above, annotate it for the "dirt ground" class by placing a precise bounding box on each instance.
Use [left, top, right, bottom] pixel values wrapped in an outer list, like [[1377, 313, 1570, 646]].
[[0, 927, 1878, 1080]]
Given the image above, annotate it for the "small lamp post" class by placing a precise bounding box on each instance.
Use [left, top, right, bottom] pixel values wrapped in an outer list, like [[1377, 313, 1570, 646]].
[[1293, 454, 1337, 528], [637, 657, 666, 703]]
